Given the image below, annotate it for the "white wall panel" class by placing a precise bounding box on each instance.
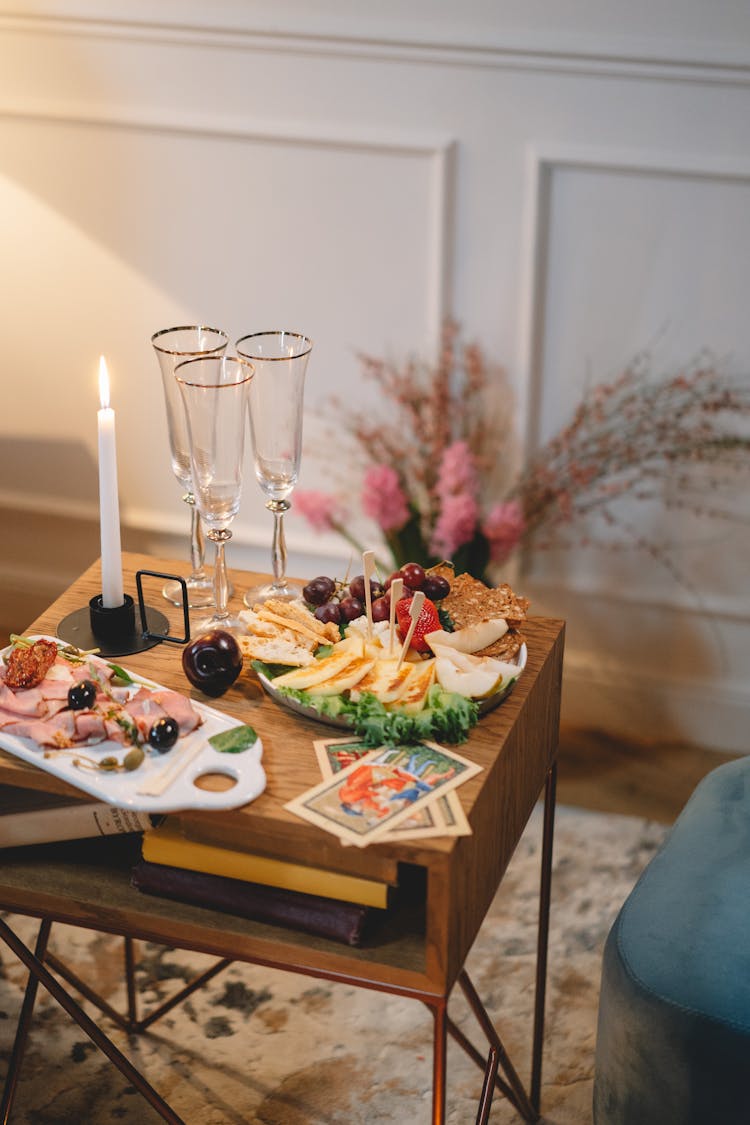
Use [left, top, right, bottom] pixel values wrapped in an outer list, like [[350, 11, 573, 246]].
[[522, 149, 750, 611], [0, 110, 453, 548]]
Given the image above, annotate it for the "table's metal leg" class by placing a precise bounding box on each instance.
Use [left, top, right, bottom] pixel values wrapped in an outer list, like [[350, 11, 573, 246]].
[[531, 760, 557, 1113], [441, 763, 557, 1124], [0, 917, 185, 1125], [458, 971, 536, 1123], [125, 936, 138, 1024], [446, 1014, 518, 1107], [46, 938, 231, 1034], [1, 918, 52, 1125], [475, 1042, 499, 1125], [431, 997, 448, 1125]]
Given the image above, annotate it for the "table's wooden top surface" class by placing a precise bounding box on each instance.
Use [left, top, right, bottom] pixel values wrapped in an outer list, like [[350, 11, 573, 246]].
[[0, 552, 565, 882]]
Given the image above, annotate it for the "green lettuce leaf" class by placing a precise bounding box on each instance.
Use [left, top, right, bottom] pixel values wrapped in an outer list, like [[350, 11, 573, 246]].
[[273, 683, 478, 746]]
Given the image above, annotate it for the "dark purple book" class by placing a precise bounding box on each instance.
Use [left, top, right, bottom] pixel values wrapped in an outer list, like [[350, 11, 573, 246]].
[[131, 860, 376, 947]]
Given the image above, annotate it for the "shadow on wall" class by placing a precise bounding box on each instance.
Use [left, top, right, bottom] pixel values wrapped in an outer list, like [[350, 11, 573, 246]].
[[0, 433, 102, 618], [0, 435, 99, 507], [0, 434, 150, 633]]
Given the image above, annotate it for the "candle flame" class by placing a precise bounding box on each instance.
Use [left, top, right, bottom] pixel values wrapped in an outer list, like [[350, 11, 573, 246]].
[[98, 356, 110, 409]]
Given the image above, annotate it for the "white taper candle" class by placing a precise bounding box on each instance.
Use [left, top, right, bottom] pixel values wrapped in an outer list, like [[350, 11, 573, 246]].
[[97, 356, 124, 608]]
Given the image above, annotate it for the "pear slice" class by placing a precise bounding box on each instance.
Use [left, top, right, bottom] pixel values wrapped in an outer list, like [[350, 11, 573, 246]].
[[425, 617, 508, 655], [434, 646, 519, 699]]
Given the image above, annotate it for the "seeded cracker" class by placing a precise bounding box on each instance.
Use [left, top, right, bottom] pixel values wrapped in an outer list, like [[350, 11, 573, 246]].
[[433, 565, 528, 660]]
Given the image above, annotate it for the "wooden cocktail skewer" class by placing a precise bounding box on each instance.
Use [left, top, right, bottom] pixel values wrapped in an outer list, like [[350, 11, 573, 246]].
[[388, 577, 403, 656], [362, 550, 376, 641], [396, 590, 425, 670]]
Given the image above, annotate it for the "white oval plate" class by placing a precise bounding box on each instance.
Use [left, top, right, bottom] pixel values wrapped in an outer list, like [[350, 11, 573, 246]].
[[0, 637, 266, 813], [256, 643, 527, 732]]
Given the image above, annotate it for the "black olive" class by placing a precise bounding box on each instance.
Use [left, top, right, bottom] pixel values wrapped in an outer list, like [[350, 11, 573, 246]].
[[148, 717, 179, 753], [68, 679, 97, 711]]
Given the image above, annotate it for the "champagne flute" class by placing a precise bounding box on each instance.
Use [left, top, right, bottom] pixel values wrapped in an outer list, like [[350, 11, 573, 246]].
[[151, 326, 230, 608], [235, 330, 312, 606], [174, 355, 254, 634]]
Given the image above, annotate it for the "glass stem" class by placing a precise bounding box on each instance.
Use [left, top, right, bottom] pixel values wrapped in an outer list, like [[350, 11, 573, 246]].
[[268, 499, 290, 591], [185, 493, 207, 580], [210, 530, 232, 619]]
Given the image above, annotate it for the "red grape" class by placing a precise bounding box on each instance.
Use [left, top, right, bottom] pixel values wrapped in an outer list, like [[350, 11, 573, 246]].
[[349, 575, 383, 602], [339, 596, 364, 622], [371, 595, 391, 622], [303, 576, 336, 606], [348, 575, 366, 601], [399, 562, 426, 590], [422, 574, 450, 601], [315, 602, 342, 625]]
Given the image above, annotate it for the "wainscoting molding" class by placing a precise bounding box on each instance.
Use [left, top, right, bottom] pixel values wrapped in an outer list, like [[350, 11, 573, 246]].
[[2, 9, 750, 87]]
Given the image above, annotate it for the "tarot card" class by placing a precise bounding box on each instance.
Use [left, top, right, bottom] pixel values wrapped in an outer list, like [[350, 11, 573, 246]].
[[384, 791, 471, 840], [287, 741, 481, 847], [313, 737, 472, 839]]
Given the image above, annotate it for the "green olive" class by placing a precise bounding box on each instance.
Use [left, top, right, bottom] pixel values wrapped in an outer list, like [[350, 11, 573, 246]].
[[123, 747, 145, 771]]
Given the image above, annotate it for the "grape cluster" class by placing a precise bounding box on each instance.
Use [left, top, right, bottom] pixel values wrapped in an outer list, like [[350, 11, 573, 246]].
[[302, 562, 450, 626]]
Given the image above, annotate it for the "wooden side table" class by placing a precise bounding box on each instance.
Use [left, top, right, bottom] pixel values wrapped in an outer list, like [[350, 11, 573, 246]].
[[0, 553, 565, 1124]]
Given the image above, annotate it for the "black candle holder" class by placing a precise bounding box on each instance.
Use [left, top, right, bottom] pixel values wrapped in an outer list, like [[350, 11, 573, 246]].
[[57, 570, 190, 658]]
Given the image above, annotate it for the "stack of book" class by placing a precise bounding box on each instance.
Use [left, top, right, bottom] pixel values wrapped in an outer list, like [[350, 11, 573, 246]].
[[0, 784, 156, 845], [0, 785, 396, 947], [132, 817, 396, 947]]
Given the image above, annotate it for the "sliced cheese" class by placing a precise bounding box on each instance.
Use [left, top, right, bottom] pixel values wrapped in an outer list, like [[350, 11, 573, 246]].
[[392, 659, 436, 714], [351, 659, 415, 704], [271, 647, 361, 690], [306, 656, 376, 696]]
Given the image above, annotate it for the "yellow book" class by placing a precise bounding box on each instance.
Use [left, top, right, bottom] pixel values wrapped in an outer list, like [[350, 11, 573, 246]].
[[141, 821, 391, 909]]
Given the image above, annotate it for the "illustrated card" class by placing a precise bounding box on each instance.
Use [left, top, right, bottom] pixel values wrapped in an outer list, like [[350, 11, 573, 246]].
[[385, 791, 471, 841], [313, 737, 472, 839], [288, 741, 481, 847]]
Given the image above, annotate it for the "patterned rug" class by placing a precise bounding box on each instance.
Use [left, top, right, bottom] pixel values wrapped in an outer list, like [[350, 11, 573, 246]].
[[0, 806, 666, 1124]]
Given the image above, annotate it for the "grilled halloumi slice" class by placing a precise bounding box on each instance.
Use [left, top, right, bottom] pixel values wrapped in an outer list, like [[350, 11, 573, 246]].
[[272, 645, 361, 691], [352, 659, 415, 704], [306, 656, 376, 697], [391, 659, 437, 714]]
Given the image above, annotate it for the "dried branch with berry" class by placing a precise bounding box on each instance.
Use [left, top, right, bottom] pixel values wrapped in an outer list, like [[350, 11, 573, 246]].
[[295, 325, 750, 584]]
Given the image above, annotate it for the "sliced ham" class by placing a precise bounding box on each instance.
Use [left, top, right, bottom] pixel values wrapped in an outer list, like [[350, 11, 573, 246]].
[[0, 645, 202, 751], [149, 689, 201, 734], [0, 683, 45, 717], [37, 676, 75, 701], [73, 711, 108, 743], [123, 686, 201, 737], [5, 709, 77, 746], [103, 718, 134, 745]]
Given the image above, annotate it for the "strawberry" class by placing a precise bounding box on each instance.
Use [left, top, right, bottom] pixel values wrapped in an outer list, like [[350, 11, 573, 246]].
[[395, 595, 441, 654]]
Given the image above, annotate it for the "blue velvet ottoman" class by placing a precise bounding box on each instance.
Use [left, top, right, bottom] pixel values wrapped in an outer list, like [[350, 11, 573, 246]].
[[593, 755, 750, 1125]]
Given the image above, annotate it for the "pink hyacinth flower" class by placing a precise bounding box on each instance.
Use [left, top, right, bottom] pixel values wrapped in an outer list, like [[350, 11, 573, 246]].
[[482, 500, 526, 562], [429, 493, 479, 559], [362, 465, 410, 532], [293, 489, 342, 533], [435, 440, 479, 501]]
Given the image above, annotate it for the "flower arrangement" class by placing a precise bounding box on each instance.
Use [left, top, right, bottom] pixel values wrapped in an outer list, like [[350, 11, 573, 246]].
[[295, 323, 750, 583]]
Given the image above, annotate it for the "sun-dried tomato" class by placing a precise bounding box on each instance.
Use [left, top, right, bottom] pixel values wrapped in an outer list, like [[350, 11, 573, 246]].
[[4, 639, 59, 689]]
